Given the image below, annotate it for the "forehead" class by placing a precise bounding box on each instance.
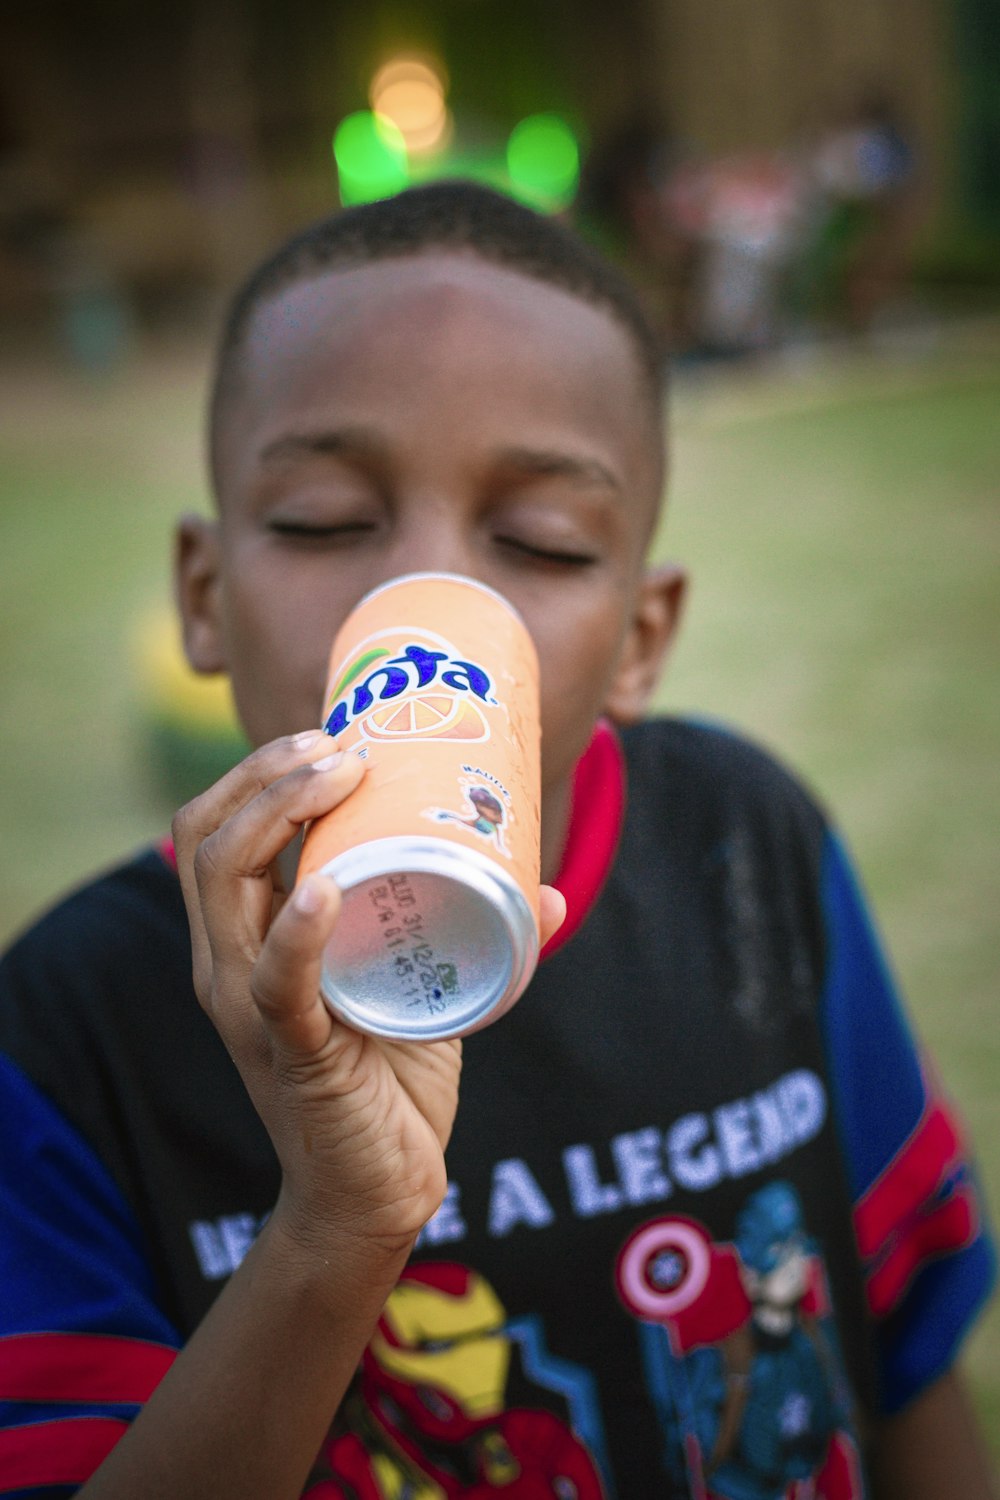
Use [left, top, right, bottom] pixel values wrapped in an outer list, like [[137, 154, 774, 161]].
[[216, 252, 663, 512]]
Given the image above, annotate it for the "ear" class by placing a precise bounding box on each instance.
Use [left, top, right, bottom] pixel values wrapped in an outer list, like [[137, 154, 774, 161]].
[[603, 562, 688, 725], [174, 514, 227, 674]]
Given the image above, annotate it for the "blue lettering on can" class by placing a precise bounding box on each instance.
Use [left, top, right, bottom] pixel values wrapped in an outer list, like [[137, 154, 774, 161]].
[[323, 643, 494, 738]]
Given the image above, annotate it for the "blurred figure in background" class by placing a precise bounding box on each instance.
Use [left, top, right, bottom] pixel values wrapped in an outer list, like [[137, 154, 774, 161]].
[[795, 90, 921, 335], [689, 147, 804, 359], [581, 124, 806, 363], [577, 115, 701, 356], [581, 91, 923, 364]]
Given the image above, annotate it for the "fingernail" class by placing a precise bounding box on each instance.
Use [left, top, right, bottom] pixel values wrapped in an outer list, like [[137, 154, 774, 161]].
[[293, 730, 326, 749], [312, 749, 345, 772], [293, 877, 325, 914]]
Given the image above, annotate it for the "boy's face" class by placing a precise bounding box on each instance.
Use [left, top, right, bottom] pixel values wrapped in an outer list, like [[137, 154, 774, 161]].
[[179, 252, 684, 871]]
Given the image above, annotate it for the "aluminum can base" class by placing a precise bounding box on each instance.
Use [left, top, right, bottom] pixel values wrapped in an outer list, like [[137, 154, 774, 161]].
[[317, 836, 538, 1040]]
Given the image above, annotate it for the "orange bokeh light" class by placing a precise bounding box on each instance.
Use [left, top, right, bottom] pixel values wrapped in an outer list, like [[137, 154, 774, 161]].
[[370, 56, 450, 155]]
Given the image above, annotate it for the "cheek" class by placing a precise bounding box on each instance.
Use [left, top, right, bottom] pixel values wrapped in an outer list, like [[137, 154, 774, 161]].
[[535, 611, 628, 786], [220, 556, 336, 743]]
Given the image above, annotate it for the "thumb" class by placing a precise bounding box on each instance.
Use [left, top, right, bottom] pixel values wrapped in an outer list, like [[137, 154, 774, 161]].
[[539, 884, 567, 949]]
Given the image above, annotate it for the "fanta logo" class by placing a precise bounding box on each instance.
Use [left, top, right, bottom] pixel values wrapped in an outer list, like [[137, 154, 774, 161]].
[[324, 643, 495, 742]]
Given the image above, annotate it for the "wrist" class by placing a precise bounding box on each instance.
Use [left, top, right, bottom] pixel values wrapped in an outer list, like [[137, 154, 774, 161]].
[[264, 1190, 417, 1306]]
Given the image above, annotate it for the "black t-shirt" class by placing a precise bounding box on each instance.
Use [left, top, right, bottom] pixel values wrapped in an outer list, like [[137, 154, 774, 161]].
[[1, 720, 993, 1498]]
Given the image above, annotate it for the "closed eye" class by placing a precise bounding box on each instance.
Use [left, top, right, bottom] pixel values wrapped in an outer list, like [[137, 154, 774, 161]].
[[494, 535, 597, 567], [267, 519, 379, 542]]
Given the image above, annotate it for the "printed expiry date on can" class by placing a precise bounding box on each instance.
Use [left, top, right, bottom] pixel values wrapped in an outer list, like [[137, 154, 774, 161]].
[[368, 874, 459, 1016]]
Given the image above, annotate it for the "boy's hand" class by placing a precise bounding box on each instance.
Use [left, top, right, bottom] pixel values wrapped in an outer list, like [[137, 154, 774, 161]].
[[171, 733, 564, 1283]]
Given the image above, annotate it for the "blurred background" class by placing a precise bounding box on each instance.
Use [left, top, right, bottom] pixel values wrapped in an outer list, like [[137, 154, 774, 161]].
[[1, 0, 998, 1455]]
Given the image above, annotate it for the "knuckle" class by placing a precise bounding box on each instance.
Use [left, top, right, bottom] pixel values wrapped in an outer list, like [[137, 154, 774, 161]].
[[171, 752, 276, 850], [171, 794, 207, 845], [277, 731, 312, 757], [253, 767, 315, 830], [193, 834, 224, 888], [247, 734, 311, 784], [239, 761, 271, 800], [248, 963, 281, 1022], [191, 966, 214, 1011]]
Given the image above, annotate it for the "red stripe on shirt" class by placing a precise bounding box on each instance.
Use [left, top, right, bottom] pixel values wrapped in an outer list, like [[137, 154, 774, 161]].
[[852, 1090, 979, 1319], [542, 719, 625, 960], [0, 1415, 128, 1489], [865, 1182, 979, 1320], [853, 1098, 964, 1260], [0, 1332, 175, 1404]]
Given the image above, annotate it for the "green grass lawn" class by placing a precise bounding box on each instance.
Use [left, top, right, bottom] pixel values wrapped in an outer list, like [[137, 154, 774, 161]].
[[1, 326, 998, 1453]]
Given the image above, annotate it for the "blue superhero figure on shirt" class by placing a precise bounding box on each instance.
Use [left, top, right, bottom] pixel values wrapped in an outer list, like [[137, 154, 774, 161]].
[[647, 1184, 858, 1499]]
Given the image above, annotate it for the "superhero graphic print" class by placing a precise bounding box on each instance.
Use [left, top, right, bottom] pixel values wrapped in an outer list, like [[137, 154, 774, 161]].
[[321, 1262, 608, 1497], [614, 1184, 865, 1500]]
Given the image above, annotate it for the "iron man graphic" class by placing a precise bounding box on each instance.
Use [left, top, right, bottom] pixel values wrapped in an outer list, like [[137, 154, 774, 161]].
[[320, 1263, 605, 1498]]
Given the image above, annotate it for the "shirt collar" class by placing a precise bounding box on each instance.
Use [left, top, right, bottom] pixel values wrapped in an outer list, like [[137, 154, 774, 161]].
[[541, 717, 626, 961]]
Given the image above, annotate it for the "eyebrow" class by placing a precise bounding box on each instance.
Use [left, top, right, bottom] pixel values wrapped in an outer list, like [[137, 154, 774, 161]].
[[492, 446, 623, 492], [256, 431, 623, 493], [257, 428, 387, 466]]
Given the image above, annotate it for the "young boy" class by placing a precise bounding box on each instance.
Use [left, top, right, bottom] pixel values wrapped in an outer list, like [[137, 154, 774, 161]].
[[0, 182, 995, 1499]]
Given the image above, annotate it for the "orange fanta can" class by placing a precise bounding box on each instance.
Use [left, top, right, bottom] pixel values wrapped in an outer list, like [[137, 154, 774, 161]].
[[298, 572, 541, 1039]]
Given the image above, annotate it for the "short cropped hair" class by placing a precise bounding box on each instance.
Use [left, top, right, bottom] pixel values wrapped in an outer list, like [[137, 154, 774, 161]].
[[209, 179, 665, 461]]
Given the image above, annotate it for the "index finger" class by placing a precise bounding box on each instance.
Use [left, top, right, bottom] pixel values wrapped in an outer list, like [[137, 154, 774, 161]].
[[191, 749, 366, 979], [171, 730, 335, 994]]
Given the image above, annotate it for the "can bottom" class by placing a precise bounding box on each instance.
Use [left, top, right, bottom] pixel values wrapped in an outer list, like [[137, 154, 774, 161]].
[[316, 837, 538, 1040]]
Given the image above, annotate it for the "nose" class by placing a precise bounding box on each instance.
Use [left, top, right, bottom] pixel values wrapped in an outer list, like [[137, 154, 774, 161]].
[[386, 504, 477, 582]]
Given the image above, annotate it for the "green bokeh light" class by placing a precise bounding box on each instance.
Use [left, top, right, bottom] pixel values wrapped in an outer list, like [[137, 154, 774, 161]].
[[506, 114, 580, 211], [333, 111, 409, 205]]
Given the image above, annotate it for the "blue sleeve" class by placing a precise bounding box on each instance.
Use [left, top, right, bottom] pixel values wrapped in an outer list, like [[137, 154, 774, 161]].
[[0, 1053, 180, 1495], [818, 832, 996, 1414]]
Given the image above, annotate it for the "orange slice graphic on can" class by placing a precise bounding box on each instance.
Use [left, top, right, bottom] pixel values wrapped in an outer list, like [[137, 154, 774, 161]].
[[362, 692, 490, 742]]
